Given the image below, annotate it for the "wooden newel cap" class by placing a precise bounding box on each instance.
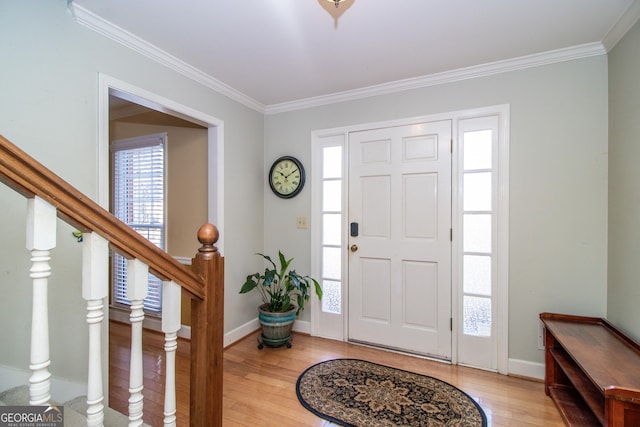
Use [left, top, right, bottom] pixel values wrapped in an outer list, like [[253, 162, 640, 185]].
[[197, 223, 219, 253]]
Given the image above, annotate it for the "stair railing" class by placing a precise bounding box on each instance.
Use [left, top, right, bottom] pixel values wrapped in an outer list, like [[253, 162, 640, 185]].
[[0, 134, 223, 427]]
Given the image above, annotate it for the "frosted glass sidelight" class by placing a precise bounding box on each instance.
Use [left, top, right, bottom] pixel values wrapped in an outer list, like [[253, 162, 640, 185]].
[[463, 255, 491, 296], [323, 247, 341, 280], [463, 214, 491, 253], [322, 280, 341, 314], [463, 130, 492, 170], [323, 146, 342, 178], [323, 214, 341, 246], [323, 180, 342, 211], [464, 172, 492, 211], [463, 296, 491, 336]]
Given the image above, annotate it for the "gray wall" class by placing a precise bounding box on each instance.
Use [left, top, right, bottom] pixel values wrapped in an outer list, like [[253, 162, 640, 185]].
[[608, 19, 640, 342], [0, 0, 623, 383], [0, 0, 264, 383], [265, 55, 609, 364]]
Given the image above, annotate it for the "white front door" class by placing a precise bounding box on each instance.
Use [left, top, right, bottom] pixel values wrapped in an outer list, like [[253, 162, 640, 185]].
[[348, 120, 452, 358]]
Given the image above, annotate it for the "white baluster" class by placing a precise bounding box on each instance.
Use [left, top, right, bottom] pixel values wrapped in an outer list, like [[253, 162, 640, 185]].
[[162, 280, 181, 427], [26, 197, 56, 406], [127, 258, 148, 427], [82, 232, 109, 427]]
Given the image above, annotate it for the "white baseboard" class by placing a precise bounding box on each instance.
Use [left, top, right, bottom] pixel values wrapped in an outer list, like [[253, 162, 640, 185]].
[[178, 325, 191, 340], [109, 306, 163, 331], [110, 306, 192, 339], [224, 318, 259, 348], [0, 364, 87, 403], [222, 318, 310, 347], [292, 319, 310, 335], [508, 358, 544, 380]]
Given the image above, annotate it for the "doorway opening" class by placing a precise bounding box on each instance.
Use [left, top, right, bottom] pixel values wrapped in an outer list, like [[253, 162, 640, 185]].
[[97, 73, 225, 402]]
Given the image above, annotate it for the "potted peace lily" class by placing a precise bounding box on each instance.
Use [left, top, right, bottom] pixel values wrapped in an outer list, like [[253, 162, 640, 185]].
[[240, 251, 322, 348]]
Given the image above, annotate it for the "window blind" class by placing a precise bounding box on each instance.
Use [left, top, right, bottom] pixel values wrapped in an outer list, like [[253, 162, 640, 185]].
[[111, 133, 166, 313]]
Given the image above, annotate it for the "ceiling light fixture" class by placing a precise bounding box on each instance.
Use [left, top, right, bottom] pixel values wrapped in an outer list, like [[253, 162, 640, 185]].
[[327, 0, 346, 7]]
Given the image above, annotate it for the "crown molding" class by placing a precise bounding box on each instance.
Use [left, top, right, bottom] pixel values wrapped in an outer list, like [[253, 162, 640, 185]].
[[264, 42, 606, 115], [602, 0, 640, 52], [69, 3, 266, 113], [69, 2, 610, 117]]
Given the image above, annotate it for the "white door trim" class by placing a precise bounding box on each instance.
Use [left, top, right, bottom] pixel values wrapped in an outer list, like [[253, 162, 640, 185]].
[[97, 74, 226, 402], [97, 73, 225, 253], [310, 105, 509, 373]]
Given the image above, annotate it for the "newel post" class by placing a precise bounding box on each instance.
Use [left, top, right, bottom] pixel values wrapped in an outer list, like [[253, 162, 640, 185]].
[[189, 224, 224, 427]]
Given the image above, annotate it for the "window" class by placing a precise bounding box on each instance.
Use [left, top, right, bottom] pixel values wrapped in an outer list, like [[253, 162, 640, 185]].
[[462, 129, 493, 337], [456, 109, 509, 373], [321, 145, 343, 314], [111, 133, 166, 313]]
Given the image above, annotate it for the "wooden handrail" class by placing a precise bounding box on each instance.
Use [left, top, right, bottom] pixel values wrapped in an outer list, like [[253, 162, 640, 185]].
[[1, 134, 224, 426], [0, 134, 204, 300]]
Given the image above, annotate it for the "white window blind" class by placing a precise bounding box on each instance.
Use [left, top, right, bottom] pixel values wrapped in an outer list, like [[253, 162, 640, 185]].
[[111, 133, 166, 313]]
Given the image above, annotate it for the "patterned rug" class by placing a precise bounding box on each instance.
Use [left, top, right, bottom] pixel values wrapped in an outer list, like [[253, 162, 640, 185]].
[[296, 359, 487, 427]]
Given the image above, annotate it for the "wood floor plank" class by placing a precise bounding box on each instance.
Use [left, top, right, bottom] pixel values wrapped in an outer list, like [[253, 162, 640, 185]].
[[109, 321, 564, 426]]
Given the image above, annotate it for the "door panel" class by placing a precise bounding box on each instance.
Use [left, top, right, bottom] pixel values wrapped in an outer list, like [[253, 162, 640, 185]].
[[348, 120, 452, 358]]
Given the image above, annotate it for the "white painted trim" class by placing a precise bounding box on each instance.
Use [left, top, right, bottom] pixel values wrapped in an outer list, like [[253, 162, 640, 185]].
[[69, 2, 609, 116], [265, 43, 605, 114], [208, 123, 225, 254], [508, 359, 545, 381], [109, 307, 193, 340], [174, 256, 192, 265], [223, 318, 259, 348], [178, 324, 191, 340], [221, 318, 310, 347], [0, 364, 87, 403], [309, 105, 510, 372], [70, 3, 264, 113], [496, 107, 511, 375], [454, 107, 510, 373], [310, 131, 348, 342], [292, 319, 311, 335], [109, 306, 162, 330], [602, 0, 640, 52], [97, 73, 225, 254]]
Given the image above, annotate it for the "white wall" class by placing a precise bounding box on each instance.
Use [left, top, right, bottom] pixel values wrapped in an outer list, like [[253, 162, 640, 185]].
[[0, 0, 264, 383], [608, 19, 640, 342], [264, 55, 609, 365]]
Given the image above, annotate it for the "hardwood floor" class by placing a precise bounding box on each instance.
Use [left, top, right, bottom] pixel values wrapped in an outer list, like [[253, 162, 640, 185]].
[[109, 321, 564, 426]]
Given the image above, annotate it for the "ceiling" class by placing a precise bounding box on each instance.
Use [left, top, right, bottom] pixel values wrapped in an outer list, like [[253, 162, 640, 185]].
[[72, 0, 639, 111]]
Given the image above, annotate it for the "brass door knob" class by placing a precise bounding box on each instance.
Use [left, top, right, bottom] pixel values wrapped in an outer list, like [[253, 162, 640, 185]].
[[350, 244, 358, 252]]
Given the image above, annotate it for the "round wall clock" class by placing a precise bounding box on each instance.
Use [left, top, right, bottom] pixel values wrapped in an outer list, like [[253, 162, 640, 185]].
[[269, 156, 305, 198]]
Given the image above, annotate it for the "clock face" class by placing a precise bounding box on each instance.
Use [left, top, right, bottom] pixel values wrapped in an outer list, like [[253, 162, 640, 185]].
[[269, 156, 305, 198]]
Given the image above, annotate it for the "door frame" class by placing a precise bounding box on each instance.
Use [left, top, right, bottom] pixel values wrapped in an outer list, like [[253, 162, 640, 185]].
[[96, 74, 225, 400], [310, 105, 509, 373], [97, 74, 225, 251]]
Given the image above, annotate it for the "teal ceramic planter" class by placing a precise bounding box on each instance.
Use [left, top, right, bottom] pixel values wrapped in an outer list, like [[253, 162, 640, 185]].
[[258, 304, 296, 348]]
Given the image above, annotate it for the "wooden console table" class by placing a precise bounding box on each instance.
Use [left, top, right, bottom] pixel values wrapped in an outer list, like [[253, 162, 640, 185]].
[[540, 313, 640, 426]]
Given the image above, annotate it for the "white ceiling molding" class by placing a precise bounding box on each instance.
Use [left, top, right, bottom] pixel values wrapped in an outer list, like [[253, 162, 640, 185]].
[[264, 43, 606, 115], [69, 2, 615, 116], [602, 0, 640, 52], [69, 3, 266, 113]]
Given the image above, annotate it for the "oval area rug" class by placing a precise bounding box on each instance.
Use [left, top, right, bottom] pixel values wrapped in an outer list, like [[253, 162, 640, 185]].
[[296, 359, 487, 427]]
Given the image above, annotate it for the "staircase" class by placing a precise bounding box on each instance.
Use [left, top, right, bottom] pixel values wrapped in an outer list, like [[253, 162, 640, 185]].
[[0, 135, 224, 426]]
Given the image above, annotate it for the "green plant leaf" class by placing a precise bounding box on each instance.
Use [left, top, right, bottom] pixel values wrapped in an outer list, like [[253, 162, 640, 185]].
[[240, 251, 322, 315], [239, 274, 259, 294]]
